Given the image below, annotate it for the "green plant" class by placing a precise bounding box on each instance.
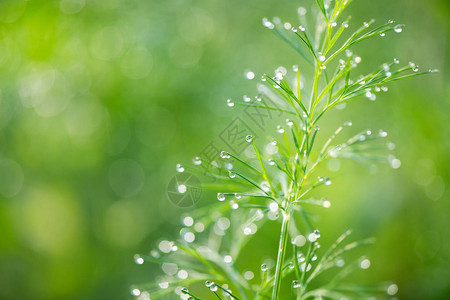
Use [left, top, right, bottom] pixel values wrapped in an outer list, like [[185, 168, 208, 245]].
[[133, 0, 436, 299]]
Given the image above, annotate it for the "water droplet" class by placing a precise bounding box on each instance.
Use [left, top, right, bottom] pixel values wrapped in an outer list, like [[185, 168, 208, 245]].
[[159, 240, 173, 253], [323, 200, 331, 208], [261, 264, 268, 271], [261, 75, 267, 82], [298, 26, 306, 32], [184, 232, 195, 243], [292, 280, 301, 288], [217, 193, 226, 201], [345, 49, 353, 57], [292, 65, 299, 72], [429, 69, 439, 73], [243, 227, 252, 235], [292, 235, 306, 247], [176, 163, 184, 172], [277, 125, 284, 133], [159, 282, 169, 289], [286, 119, 293, 127], [366, 130, 372, 136], [268, 159, 276, 166], [320, 65, 327, 70], [363, 22, 369, 28], [291, 26, 298, 33], [390, 157, 401, 169], [134, 254, 144, 264], [343, 22, 349, 28], [331, 22, 337, 27], [308, 232, 317, 242], [183, 216, 194, 227], [318, 176, 331, 185], [181, 287, 189, 293], [269, 201, 278, 212], [383, 63, 390, 72], [210, 284, 218, 292], [374, 86, 381, 92], [205, 281, 213, 287], [300, 262, 312, 272], [381, 86, 388, 92], [354, 56, 362, 64], [150, 250, 160, 258], [314, 229, 321, 238], [360, 258, 371, 269], [388, 19, 395, 24], [246, 135, 253, 143], [365, 92, 376, 101], [394, 25, 402, 33], [345, 120, 353, 126], [246, 71, 255, 80], [228, 171, 236, 179], [244, 271, 254, 280], [311, 255, 318, 261], [193, 157, 202, 165], [379, 130, 388, 137], [387, 284, 398, 295], [394, 58, 400, 64], [336, 259, 345, 267], [226, 99, 234, 107], [261, 181, 270, 192], [220, 151, 230, 159], [178, 269, 188, 279], [297, 7, 307, 15], [224, 255, 233, 264], [318, 54, 326, 62], [231, 201, 239, 210], [177, 184, 187, 193], [262, 18, 275, 29], [132, 288, 141, 296], [243, 95, 251, 102], [409, 61, 419, 72], [379, 33, 386, 37]]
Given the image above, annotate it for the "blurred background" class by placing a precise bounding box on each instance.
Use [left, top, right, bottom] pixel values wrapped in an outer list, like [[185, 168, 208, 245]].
[[0, 0, 448, 299]]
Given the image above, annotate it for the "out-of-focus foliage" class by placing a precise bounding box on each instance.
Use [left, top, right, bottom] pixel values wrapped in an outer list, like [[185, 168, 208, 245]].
[[0, 0, 448, 299]]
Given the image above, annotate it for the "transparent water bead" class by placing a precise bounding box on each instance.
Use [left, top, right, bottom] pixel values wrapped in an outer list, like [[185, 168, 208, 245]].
[[291, 26, 298, 33], [210, 284, 218, 292], [231, 201, 239, 210], [243, 227, 252, 235], [159, 282, 169, 289], [226, 99, 234, 107], [292, 65, 299, 72], [308, 232, 318, 242], [360, 258, 371, 269], [318, 53, 326, 62], [244, 271, 254, 280], [246, 71, 255, 80], [261, 75, 267, 82], [134, 254, 144, 264], [379, 130, 388, 137], [262, 18, 274, 29], [177, 184, 187, 194], [322, 199, 331, 208], [268, 159, 275, 166], [243, 95, 251, 102], [409, 61, 419, 72], [261, 264, 268, 271], [365, 92, 376, 101], [390, 157, 402, 169], [217, 193, 226, 201], [311, 255, 318, 261], [363, 21, 370, 28], [277, 125, 284, 133], [269, 201, 278, 212], [131, 288, 141, 296], [178, 269, 188, 279], [205, 281, 213, 287], [345, 49, 353, 57], [224, 255, 233, 264], [228, 171, 236, 179], [336, 259, 345, 267], [354, 56, 362, 64], [394, 58, 400, 64], [183, 216, 194, 227], [193, 156, 202, 165], [379, 32, 385, 37], [298, 6, 307, 15], [394, 25, 402, 33], [387, 284, 398, 295], [183, 231, 195, 243], [318, 176, 332, 186], [245, 135, 253, 143], [345, 120, 353, 126], [176, 163, 184, 172], [366, 130, 372, 136], [313, 229, 321, 238], [235, 193, 241, 199], [331, 22, 337, 27], [286, 119, 294, 127], [298, 25, 306, 32], [342, 22, 349, 28], [220, 151, 230, 159], [292, 280, 301, 288], [292, 235, 306, 247]]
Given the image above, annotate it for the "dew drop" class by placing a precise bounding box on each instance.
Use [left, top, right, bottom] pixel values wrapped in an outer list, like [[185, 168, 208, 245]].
[[277, 125, 285, 133], [388, 19, 395, 24], [363, 22, 369, 28], [394, 25, 402, 33], [354, 56, 362, 64], [269, 201, 278, 212], [229, 171, 236, 179], [177, 184, 187, 193], [262, 18, 275, 29], [343, 22, 349, 28], [261, 75, 267, 82], [379, 33, 386, 37], [183, 216, 194, 227], [176, 163, 184, 172], [379, 130, 388, 137], [193, 157, 202, 165], [246, 71, 255, 80], [318, 54, 326, 62], [394, 58, 400, 64], [390, 158, 401, 169], [323, 200, 331, 208], [292, 65, 299, 72], [360, 258, 371, 269], [134, 254, 144, 265], [345, 49, 353, 57], [243, 227, 252, 235], [261, 264, 268, 271], [311, 255, 318, 261], [220, 151, 230, 159], [331, 22, 337, 27], [205, 280, 213, 287], [210, 284, 218, 292], [246, 135, 253, 143], [291, 26, 298, 33], [244, 271, 254, 280], [387, 284, 398, 295], [383, 63, 390, 72], [381, 86, 388, 92], [345, 120, 353, 126], [268, 159, 276, 166], [184, 232, 195, 243], [231, 201, 239, 210], [308, 233, 317, 242], [226, 99, 234, 107], [336, 259, 345, 267], [298, 26, 306, 32], [313, 229, 321, 238], [217, 193, 226, 201], [159, 282, 169, 289], [292, 235, 306, 247], [292, 280, 301, 288], [131, 288, 141, 296], [286, 119, 294, 127], [224, 255, 233, 264], [298, 7, 307, 15], [235, 193, 241, 199]]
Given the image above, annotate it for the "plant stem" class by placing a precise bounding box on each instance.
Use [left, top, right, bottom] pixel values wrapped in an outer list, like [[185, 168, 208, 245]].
[[271, 202, 292, 299]]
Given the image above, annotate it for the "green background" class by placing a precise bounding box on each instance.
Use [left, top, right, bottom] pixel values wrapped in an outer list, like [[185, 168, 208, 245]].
[[0, 0, 448, 299]]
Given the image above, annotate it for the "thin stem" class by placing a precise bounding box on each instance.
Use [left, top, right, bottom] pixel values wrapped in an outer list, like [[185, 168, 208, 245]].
[[271, 203, 292, 299]]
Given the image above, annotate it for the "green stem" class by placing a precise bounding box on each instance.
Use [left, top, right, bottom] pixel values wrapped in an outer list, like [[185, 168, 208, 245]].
[[271, 203, 292, 299]]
